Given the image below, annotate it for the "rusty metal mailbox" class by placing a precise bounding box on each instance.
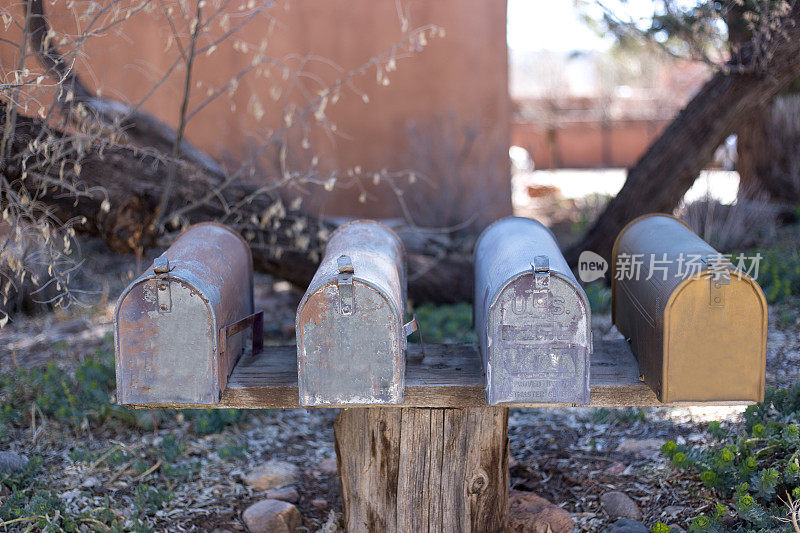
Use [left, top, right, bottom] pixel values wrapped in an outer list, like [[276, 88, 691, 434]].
[[115, 222, 262, 405], [612, 214, 767, 403], [474, 216, 592, 405], [297, 220, 415, 406]]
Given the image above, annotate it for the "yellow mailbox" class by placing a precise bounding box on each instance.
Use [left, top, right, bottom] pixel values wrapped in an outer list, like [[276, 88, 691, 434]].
[[612, 214, 767, 403]]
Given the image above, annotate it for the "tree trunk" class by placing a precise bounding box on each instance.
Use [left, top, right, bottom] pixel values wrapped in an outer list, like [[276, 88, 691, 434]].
[[334, 407, 509, 533], [737, 97, 800, 204], [0, 109, 474, 304], [736, 103, 771, 193], [566, 4, 800, 265]]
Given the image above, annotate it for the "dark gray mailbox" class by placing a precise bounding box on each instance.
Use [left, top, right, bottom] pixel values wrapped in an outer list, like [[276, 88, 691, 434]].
[[115, 222, 262, 405], [474, 216, 592, 405], [297, 220, 415, 406]]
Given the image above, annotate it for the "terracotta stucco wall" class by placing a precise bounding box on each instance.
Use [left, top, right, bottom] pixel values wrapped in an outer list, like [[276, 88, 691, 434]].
[[1, 0, 511, 228]]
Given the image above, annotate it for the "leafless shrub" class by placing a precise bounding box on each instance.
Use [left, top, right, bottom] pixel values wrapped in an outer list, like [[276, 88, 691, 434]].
[[676, 194, 778, 251], [401, 113, 508, 230]]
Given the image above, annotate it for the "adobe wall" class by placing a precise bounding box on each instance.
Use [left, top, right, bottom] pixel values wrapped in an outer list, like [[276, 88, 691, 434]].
[[0, 0, 512, 228]]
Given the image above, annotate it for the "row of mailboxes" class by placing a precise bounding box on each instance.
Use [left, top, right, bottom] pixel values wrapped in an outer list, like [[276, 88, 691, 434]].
[[114, 215, 767, 407]]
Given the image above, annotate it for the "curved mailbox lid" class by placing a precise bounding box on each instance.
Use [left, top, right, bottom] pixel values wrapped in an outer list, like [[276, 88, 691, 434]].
[[611, 214, 767, 402], [115, 222, 254, 405], [297, 220, 407, 406], [474, 216, 592, 405]]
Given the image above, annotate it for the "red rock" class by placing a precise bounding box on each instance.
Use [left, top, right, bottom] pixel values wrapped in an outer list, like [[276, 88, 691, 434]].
[[242, 499, 301, 533], [509, 490, 574, 533], [311, 498, 327, 509]]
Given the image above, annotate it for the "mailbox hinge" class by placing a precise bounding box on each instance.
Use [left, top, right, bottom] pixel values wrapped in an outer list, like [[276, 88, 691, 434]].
[[153, 257, 172, 314], [337, 255, 355, 316]]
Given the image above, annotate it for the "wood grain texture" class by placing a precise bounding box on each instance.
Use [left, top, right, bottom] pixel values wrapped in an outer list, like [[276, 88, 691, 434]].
[[126, 339, 755, 409], [335, 407, 508, 533]]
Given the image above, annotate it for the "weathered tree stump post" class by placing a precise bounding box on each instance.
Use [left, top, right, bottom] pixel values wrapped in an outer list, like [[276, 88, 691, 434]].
[[334, 406, 509, 533]]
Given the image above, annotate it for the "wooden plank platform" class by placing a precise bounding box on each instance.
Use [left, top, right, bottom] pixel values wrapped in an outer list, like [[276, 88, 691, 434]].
[[127, 339, 754, 410]]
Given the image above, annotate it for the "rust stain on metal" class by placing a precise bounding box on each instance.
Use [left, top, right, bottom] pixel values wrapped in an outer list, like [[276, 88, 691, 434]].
[[474, 216, 592, 405], [297, 220, 410, 406], [115, 222, 256, 405], [612, 214, 767, 403]]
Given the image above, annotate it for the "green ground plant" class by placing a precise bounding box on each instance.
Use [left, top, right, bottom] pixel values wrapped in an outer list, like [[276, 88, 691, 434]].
[[660, 384, 800, 531], [0, 338, 252, 443], [750, 245, 800, 304], [409, 302, 476, 343], [0, 338, 259, 531]]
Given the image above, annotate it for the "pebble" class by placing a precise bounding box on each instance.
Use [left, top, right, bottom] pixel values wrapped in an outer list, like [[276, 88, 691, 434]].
[[242, 499, 301, 533], [311, 498, 327, 509], [663, 505, 684, 516], [508, 489, 574, 533], [615, 439, 663, 456], [0, 451, 28, 474], [264, 485, 300, 504], [603, 461, 628, 475], [603, 518, 649, 533], [80, 476, 100, 488], [244, 460, 299, 491], [318, 457, 338, 475], [600, 491, 642, 520]]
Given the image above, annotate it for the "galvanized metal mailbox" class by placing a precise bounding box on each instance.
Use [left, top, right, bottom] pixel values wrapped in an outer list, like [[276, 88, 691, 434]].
[[297, 220, 415, 406], [115, 222, 262, 405], [612, 214, 767, 403], [474, 216, 592, 405]]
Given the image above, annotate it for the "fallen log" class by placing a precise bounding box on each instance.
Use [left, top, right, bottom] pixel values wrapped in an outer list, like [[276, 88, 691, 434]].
[[1, 108, 474, 304]]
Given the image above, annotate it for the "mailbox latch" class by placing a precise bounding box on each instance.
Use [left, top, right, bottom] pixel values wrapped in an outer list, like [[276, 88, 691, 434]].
[[705, 255, 730, 308], [153, 257, 172, 314], [532, 255, 550, 292], [337, 255, 355, 316], [709, 273, 729, 307]]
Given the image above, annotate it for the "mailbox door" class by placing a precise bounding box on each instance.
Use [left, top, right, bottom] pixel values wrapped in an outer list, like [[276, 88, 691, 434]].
[[487, 273, 591, 405], [116, 278, 217, 404], [298, 280, 403, 406], [663, 274, 767, 402]]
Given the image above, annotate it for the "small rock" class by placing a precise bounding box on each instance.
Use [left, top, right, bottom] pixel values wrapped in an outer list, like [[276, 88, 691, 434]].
[[318, 457, 338, 475], [603, 461, 627, 475], [669, 526, 686, 533], [0, 451, 28, 474], [245, 460, 298, 491], [603, 518, 649, 533], [311, 498, 327, 509], [81, 476, 100, 488], [509, 490, 574, 533], [242, 499, 301, 533], [615, 439, 663, 456], [600, 491, 642, 520], [663, 505, 684, 517], [264, 485, 300, 504]]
